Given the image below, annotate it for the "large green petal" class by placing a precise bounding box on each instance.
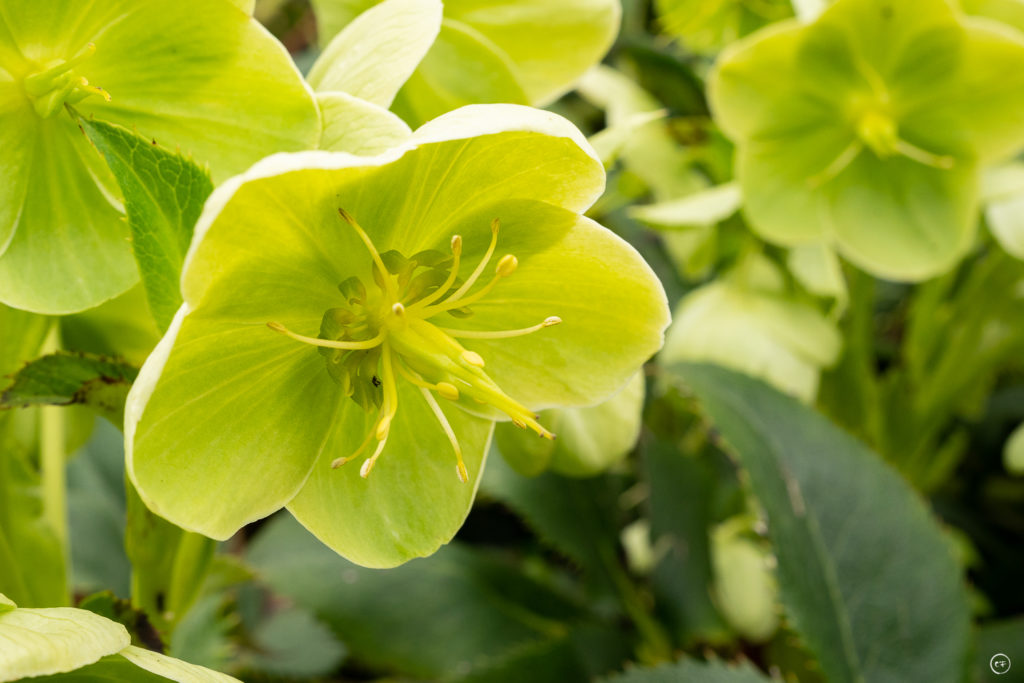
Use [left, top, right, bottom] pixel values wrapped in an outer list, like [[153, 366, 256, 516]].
[[125, 307, 341, 539], [824, 152, 978, 281], [182, 105, 604, 306], [901, 18, 1024, 163], [288, 380, 493, 568], [736, 124, 850, 246], [307, 0, 441, 107], [0, 596, 130, 682], [390, 19, 528, 127], [708, 20, 813, 142], [0, 119, 136, 314], [72, 0, 319, 182], [443, 0, 620, 104], [317, 92, 411, 155], [435, 200, 669, 409], [0, 77, 32, 256]]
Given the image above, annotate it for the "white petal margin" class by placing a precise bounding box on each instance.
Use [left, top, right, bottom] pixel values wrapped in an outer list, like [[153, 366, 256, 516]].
[[119, 645, 242, 682], [0, 597, 130, 682], [180, 103, 605, 303], [307, 0, 443, 107]]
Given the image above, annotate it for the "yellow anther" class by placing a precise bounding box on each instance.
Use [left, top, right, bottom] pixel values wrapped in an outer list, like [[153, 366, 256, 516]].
[[451, 234, 462, 253], [436, 382, 460, 401], [462, 350, 485, 368], [543, 316, 562, 327], [496, 254, 518, 277], [392, 302, 406, 317]]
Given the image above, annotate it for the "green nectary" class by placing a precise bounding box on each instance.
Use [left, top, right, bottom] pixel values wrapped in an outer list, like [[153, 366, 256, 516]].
[[709, 0, 1024, 281], [270, 209, 560, 482], [0, 0, 320, 314]]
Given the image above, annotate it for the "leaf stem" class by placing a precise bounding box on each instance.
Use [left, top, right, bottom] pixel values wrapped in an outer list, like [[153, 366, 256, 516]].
[[39, 321, 69, 604]]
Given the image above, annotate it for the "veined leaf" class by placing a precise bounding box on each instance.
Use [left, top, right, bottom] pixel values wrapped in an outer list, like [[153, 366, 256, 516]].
[[79, 118, 213, 333], [1, 352, 137, 425], [676, 363, 971, 683]]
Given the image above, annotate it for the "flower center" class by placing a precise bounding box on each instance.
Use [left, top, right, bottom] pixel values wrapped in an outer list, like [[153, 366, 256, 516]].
[[268, 209, 560, 482], [22, 43, 110, 119], [808, 101, 954, 188]]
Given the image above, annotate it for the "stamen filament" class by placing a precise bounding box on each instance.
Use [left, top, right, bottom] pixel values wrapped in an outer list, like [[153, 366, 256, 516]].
[[339, 208, 398, 301], [359, 346, 399, 478], [419, 387, 468, 483], [267, 321, 385, 350], [439, 316, 562, 339], [808, 139, 863, 188], [415, 219, 499, 312], [420, 267, 508, 316], [413, 235, 463, 309], [894, 140, 955, 170]]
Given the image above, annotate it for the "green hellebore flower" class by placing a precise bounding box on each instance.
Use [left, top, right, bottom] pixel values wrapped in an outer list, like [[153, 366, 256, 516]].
[[125, 105, 670, 568], [709, 0, 1024, 281], [311, 0, 621, 127], [0, 0, 319, 314]]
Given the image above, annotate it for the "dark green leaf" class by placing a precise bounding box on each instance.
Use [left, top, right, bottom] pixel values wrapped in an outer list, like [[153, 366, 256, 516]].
[[600, 658, 771, 682], [78, 117, 213, 332], [67, 419, 131, 600], [0, 352, 137, 425], [479, 451, 622, 580], [238, 606, 346, 678], [677, 363, 971, 683], [643, 440, 727, 643], [247, 512, 586, 681]]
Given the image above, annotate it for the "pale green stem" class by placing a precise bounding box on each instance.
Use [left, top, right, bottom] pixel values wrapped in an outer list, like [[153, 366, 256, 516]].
[[166, 532, 217, 628], [39, 322, 69, 604]]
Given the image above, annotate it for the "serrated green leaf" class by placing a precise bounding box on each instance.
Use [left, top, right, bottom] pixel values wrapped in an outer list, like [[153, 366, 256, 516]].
[[480, 454, 621, 579], [677, 362, 971, 683], [600, 659, 771, 682], [79, 118, 213, 332], [67, 420, 131, 599], [248, 512, 583, 680], [1, 352, 137, 425], [238, 607, 346, 678]]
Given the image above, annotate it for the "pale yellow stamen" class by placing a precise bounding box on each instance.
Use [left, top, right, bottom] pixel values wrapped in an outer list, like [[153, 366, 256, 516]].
[[439, 316, 561, 340], [419, 387, 468, 483], [414, 234, 463, 309], [267, 321, 385, 350], [413, 219, 499, 314], [339, 208, 398, 301]]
